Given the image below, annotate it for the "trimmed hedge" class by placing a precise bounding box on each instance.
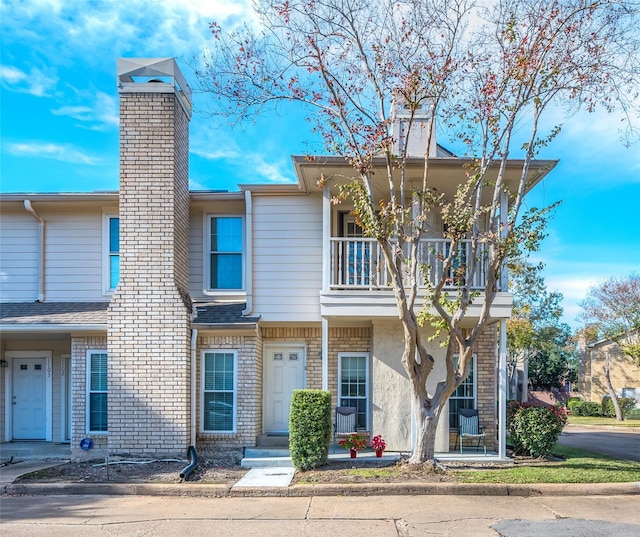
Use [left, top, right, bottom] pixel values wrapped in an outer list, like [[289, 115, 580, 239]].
[[570, 401, 602, 416], [289, 389, 332, 471], [507, 401, 567, 458]]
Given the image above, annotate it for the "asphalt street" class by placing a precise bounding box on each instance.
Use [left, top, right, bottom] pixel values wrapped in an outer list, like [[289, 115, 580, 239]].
[[558, 425, 640, 462], [2, 493, 640, 536]]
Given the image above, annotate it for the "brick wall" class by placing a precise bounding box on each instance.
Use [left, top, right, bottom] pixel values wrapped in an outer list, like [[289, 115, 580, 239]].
[[475, 324, 497, 450], [195, 332, 261, 455], [107, 85, 192, 458], [70, 336, 108, 461]]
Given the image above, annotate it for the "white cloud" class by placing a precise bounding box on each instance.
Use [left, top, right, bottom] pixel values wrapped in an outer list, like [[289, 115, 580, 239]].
[[0, 65, 57, 96], [51, 91, 119, 130], [6, 141, 100, 165]]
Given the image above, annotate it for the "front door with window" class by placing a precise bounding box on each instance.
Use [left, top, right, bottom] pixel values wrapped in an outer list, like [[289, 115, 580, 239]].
[[263, 345, 305, 434], [12, 357, 47, 439]]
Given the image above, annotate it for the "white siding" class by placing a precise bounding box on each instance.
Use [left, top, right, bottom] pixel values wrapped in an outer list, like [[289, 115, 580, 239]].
[[44, 212, 105, 301], [251, 195, 323, 321], [0, 206, 112, 302], [0, 213, 39, 301]]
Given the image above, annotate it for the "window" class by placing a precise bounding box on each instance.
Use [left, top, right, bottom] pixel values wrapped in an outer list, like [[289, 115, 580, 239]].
[[202, 351, 236, 432], [87, 351, 108, 433], [338, 353, 369, 430], [209, 216, 242, 290], [104, 215, 120, 292], [621, 388, 637, 399], [449, 355, 476, 428]]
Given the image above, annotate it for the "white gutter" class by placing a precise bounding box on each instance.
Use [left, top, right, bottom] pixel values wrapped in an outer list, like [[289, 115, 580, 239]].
[[242, 190, 254, 316], [24, 200, 45, 302], [190, 328, 198, 447], [0, 324, 106, 332]]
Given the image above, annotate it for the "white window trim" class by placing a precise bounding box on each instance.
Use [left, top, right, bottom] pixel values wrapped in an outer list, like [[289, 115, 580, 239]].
[[337, 352, 370, 431], [200, 349, 238, 434], [203, 214, 245, 295], [86, 350, 108, 434], [102, 214, 119, 295]]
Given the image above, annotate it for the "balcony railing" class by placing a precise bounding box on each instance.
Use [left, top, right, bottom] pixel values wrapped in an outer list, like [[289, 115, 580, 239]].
[[329, 238, 491, 291]]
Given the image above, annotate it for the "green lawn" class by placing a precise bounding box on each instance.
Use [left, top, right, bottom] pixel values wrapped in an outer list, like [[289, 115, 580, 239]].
[[568, 414, 640, 428], [456, 445, 640, 484]]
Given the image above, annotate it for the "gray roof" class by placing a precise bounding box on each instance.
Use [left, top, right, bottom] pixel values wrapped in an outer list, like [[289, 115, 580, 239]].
[[192, 302, 260, 326], [0, 302, 109, 325], [0, 301, 259, 328]]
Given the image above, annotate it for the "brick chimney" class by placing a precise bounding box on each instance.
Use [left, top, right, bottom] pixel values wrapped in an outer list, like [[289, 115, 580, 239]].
[[107, 58, 193, 457]]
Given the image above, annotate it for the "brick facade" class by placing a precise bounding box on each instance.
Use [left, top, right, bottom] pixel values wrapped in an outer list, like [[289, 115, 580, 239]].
[[106, 83, 192, 458]]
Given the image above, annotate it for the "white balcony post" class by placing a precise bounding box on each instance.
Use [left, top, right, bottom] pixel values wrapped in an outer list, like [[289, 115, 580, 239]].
[[322, 184, 331, 292], [322, 317, 329, 391], [498, 318, 508, 459]]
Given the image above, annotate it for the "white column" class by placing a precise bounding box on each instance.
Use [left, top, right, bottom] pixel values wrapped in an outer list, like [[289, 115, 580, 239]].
[[322, 317, 329, 391], [499, 190, 509, 291], [498, 319, 508, 459]]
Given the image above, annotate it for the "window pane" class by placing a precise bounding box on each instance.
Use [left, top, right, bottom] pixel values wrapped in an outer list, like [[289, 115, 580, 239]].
[[211, 217, 242, 252], [90, 353, 108, 391], [109, 218, 119, 253], [109, 255, 120, 289], [339, 355, 367, 429], [89, 393, 108, 431], [204, 392, 233, 431], [449, 357, 476, 428], [210, 253, 242, 289]]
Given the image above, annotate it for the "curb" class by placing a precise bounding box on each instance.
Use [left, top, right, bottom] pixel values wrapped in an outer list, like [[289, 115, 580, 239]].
[[5, 480, 640, 498]]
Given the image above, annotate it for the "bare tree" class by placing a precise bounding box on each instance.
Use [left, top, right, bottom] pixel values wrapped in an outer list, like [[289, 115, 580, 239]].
[[580, 273, 640, 420], [196, 0, 640, 462]]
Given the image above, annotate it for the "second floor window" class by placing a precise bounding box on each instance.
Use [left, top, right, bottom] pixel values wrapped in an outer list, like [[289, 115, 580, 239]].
[[209, 216, 242, 290]]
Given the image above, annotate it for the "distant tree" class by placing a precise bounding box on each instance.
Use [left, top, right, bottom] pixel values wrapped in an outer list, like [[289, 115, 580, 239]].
[[579, 273, 640, 420], [507, 260, 574, 396], [198, 0, 640, 462]]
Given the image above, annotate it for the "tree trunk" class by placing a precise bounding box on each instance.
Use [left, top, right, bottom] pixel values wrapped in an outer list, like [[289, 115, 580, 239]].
[[603, 356, 623, 421], [407, 394, 440, 464]]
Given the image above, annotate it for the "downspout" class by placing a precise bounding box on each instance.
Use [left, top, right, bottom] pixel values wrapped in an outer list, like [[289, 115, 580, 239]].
[[190, 328, 198, 447], [242, 190, 253, 315], [24, 200, 45, 302]]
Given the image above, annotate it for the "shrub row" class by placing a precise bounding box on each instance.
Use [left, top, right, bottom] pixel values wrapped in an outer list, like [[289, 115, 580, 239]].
[[569, 397, 636, 418]]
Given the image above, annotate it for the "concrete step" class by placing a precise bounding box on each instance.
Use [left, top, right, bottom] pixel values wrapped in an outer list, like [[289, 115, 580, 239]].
[[256, 434, 289, 448], [241, 448, 293, 469]]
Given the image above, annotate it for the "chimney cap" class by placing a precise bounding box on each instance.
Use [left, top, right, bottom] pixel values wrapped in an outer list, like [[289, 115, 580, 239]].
[[117, 58, 192, 115]]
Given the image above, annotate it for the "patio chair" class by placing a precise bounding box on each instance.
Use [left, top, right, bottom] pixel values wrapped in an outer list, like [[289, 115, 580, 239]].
[[456, 408, 486, 454], [333, 406, 357, 450]]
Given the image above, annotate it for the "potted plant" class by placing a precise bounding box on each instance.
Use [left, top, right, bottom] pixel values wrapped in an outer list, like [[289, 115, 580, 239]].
[[338, 433, 367, 458], [370, 435, 386, 457]]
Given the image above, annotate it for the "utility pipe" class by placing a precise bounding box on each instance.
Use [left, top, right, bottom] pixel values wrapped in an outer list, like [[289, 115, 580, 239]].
[[24, 200, 45, 302], [190, 328, 198, 448]]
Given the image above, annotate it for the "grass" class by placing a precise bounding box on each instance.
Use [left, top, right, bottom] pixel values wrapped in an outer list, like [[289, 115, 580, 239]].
[[568, 414, 640, 428], [456, 445, 640, 484]]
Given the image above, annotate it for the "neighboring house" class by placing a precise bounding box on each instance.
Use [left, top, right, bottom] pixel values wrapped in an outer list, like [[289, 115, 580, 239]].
[[577, 332, 640, 406], [0, 58, 556, 461]]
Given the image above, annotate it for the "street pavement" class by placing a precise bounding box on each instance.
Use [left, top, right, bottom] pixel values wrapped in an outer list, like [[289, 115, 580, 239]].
[[558, 424, 640, 462], [2, 492, 640, 536]]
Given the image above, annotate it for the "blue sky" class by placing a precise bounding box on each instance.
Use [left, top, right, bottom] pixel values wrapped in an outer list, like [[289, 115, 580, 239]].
[[1, 0, 639, 328]]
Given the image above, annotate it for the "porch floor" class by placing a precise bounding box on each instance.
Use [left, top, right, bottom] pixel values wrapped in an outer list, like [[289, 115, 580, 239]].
[[1, 441, 71, 462]]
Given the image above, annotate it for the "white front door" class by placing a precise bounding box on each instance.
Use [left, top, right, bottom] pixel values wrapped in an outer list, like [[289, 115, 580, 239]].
[[12, 357, 47, 440], [263, 345, 306, 434]]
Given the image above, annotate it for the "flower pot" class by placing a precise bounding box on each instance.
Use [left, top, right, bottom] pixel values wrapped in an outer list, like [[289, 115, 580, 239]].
[[375, 449, 383, 458], [350, 448, 357, 458]]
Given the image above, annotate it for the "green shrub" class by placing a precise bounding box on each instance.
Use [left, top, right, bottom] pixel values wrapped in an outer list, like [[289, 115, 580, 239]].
[[601, 396, 637, 418], [289, 389, 332, 471], [570, 401, 602, 417], [566, 397, 582, 412], [507, 402, 567, 458]]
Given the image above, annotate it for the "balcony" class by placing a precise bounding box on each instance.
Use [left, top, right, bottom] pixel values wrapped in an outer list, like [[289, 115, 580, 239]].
[[329, 238, 492, 291]]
